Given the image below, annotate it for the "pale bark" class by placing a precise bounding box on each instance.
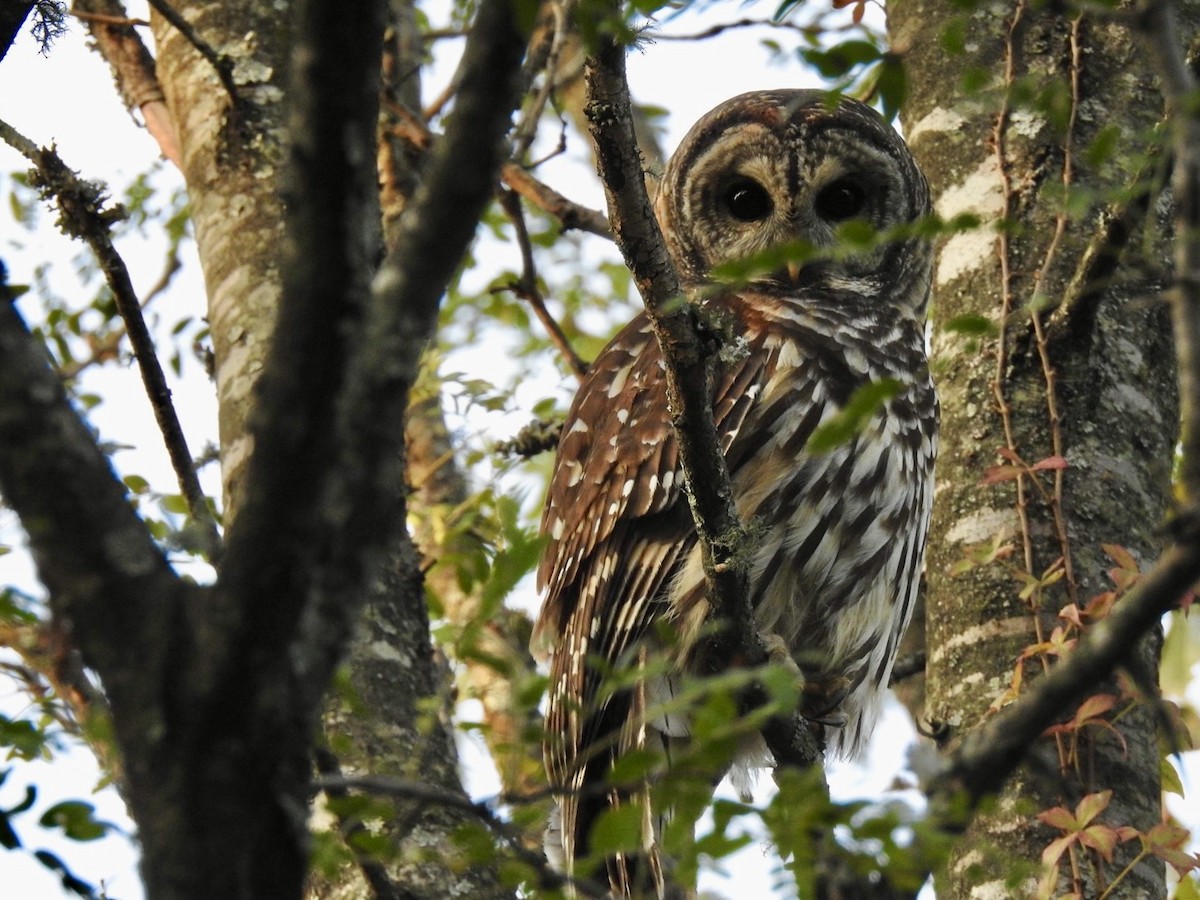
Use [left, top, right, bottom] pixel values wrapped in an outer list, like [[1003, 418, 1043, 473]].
[[891, 3, 1183, 897], [152, 1, 291, 517]]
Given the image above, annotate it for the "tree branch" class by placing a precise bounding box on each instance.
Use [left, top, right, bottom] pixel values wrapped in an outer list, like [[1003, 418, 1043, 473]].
[[217, 0, 529, 712], [213, 0, 388, 700], [144, 0, 238, 102], [498, 189, 589, 379], [0, 118, 221, 560], [314, 773, 609, 899], [74, 0, 182, 167], [0, 272, 187, 765], [582, 25, 821, 768], [934, 531, 1199, 806]]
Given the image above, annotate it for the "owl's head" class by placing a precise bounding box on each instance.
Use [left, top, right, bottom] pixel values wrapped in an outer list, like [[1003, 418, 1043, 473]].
[[655, 90, 932, 318]]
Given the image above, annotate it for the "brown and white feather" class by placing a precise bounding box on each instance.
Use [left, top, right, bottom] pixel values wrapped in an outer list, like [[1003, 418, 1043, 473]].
[[534, 89, 937, 897]]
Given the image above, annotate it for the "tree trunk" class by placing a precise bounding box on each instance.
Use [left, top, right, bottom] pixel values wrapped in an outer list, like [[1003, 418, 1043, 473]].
[[153, 4, 511, 897], [890, 3, 1182, 897], [152, 2, 291, 516]]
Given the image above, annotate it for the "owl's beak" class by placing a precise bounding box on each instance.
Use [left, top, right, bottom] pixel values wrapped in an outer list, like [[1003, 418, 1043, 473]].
[[785, 260, 802, 283]]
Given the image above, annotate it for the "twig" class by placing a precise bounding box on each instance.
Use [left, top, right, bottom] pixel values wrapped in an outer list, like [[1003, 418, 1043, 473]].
[[511, 0, 576, 160], [0, 118, 222, 562], [495, 416, 564, 458], [501, 162, 611, 237], [388, 100, 612, 237], [649, 17, 818, 41], [59, 246, 182, 380], [71, 9, 150, 27], [583, 21, 820, 769], [498, 190, 588, 379], [144, 0, 238, 102]]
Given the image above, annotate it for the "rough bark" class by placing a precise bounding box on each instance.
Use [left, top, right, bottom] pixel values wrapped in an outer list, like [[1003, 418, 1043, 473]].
[[151, 1, 292, 517], [890, 3, 1183, 897]]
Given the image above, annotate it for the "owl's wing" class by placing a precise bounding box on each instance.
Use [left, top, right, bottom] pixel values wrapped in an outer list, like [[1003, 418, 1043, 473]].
[[534, 309, 773, 827], [534, 309, 770, 659]]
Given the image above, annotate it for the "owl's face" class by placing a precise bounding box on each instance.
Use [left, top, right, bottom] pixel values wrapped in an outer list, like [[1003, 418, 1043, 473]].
[[655, 90, 931, 316]]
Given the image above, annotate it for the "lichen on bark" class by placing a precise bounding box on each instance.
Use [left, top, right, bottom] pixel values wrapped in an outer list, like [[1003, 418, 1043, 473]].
[[890, 2, 1184, 896]]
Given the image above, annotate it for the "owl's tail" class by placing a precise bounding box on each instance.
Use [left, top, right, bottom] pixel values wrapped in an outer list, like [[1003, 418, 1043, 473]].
[[545, 665, 677, 899]]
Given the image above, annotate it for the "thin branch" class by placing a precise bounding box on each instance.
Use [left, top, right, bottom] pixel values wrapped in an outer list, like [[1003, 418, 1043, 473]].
[[582, 25, 821, 769], [388, 99, 612, 237], [502, 161, 612, 237], [498, 190, 589, 379], [511, 0, 576, 160], [0, 118, 222, 561], [314, 773, 609, 898], [59, 246, 181, 380], [649, 17, 820, 41], [934, 528, 1200, 805], [144, 0, 238, 102]]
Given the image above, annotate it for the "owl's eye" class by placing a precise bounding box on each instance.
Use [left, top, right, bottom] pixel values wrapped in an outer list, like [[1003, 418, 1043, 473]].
[[722, 178, 774, 222], [815, 178, 867, 222]]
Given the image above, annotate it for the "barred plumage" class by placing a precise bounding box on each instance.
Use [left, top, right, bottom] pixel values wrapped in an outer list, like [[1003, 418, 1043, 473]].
[[533, 90, 937, 897]]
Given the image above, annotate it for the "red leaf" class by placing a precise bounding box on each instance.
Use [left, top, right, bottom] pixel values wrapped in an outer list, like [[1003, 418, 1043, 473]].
[[1074, 694, 1117, 724], [1030, 455, 1069, 472], [981, 464, 1022, 485]]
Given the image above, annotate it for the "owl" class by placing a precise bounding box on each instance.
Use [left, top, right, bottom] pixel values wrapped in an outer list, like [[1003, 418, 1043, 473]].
[[533, 89, 937, 897]]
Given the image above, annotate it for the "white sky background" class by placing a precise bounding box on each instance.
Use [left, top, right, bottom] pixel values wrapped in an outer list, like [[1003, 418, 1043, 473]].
[[0, 1, 1197, 897]]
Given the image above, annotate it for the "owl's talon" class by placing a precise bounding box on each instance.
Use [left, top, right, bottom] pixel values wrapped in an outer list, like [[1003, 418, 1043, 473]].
[[759, 631, 804, 684]]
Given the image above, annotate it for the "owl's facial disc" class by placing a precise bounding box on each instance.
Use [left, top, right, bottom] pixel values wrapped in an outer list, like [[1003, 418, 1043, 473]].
[[656, 91, 930, 300]]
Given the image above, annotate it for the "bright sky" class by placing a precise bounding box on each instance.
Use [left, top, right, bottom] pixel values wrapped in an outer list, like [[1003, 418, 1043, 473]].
[[0, 2, 1197, 898]]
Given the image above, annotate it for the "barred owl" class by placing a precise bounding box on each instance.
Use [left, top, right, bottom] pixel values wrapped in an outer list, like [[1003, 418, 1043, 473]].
[[533, 89, 937, 897]]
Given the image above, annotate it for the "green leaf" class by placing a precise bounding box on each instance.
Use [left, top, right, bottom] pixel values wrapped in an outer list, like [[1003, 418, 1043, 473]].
[[1161, 756, 1185, 797], [123, 474, 150, 495], [876, 56, 908, 121], [800, 40, 881, 79], [806, 379, 902, 453], [944, 314, 997, 337], [588, 803, 644, 855], [39, 800, 109, 841]]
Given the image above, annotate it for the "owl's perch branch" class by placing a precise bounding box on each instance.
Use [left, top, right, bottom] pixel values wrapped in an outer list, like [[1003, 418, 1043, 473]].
[[582, 29, 822, 769]]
